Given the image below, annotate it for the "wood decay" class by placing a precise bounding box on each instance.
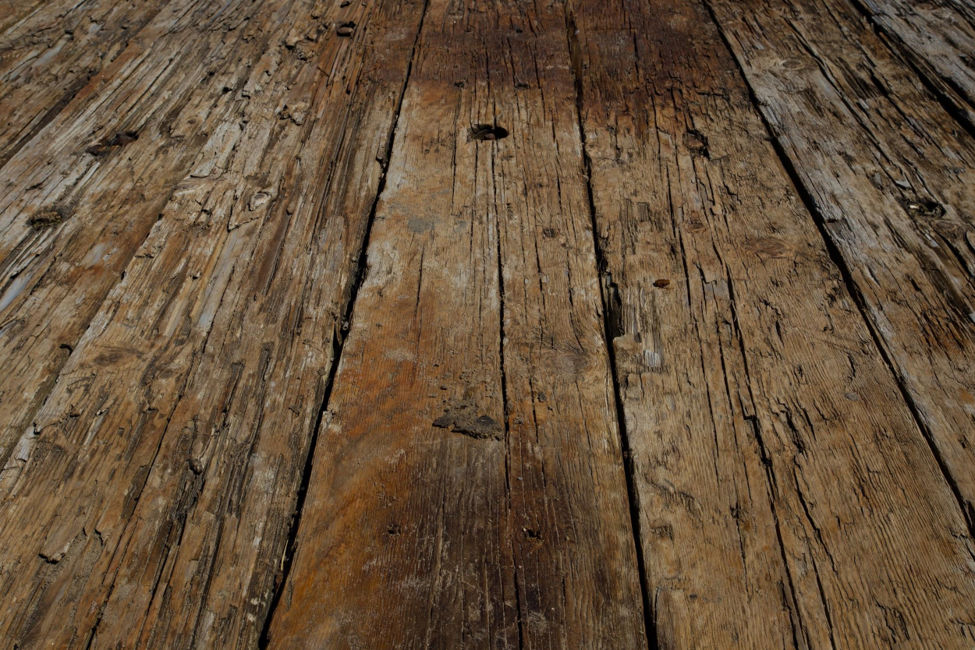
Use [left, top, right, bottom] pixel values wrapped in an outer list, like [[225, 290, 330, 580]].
[[0, 0, 972, 647]]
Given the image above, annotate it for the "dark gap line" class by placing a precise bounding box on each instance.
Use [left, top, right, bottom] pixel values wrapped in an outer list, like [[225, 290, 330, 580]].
[[491, 135, 525, 650], [255, 1, 431, 646], [563, 7, 658, 650], [701, 0, 975, 536]]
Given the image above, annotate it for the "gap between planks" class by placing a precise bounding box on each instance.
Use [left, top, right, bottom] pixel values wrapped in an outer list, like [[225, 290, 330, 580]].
[[700, 0, 975, 536], [256, 0, 433, 644]]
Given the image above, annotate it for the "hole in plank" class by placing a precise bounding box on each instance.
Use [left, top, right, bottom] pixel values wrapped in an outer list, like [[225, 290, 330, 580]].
[[470, 124, 509, 142], [682, 129, 709, 158], [900, 198, 945, 219], [85, 131, 139, 156]]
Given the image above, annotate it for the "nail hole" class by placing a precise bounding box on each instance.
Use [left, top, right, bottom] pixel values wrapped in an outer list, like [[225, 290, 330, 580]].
[[86, 131, 139, 156], [470, 123, 509, 141], [29, 209, 67, 230], [653, 279, 671, 288], [682, 129, 709, 158], [900, 198, 945, 218]]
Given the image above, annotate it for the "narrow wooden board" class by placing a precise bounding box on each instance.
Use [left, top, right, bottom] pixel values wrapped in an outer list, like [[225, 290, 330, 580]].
[[708, 0, 975, 527], [265, 0, 649, 646], [0, 0, 169, 167], [0, 0, 280, 485], [853, 0, 975, 130], [572, 0, 975, 646], [0, 0, 426, 647]]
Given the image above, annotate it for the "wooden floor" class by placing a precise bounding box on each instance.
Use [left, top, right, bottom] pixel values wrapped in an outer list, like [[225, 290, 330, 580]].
[[1, 0, 974, 647]]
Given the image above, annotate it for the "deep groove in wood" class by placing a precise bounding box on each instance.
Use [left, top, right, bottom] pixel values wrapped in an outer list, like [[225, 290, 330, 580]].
[[701, 0, 975, 536], [256, 2, 431, 644], [564, 8, 657, 650]]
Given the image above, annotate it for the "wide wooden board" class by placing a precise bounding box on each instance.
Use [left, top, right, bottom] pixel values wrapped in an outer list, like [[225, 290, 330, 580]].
[[265, 0, 648, 647], [709, 0, 975, 529]]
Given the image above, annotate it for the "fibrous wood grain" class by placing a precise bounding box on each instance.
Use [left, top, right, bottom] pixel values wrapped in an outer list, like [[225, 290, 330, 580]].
[[0, 0, 280, 488], [708, 0, 975, 529], [0, 0, 427, 647], [571, 0, 975, 646], [0, 0, 169, 167], [852, 0, 975, 131], [265, 0, 648, 647]]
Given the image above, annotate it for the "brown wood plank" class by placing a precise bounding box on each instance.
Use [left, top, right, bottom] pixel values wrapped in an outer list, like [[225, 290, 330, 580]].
[[708, 0, 975, 528], [0, 0, 428, 647], [0, 0, 56, 37], [852, 0, 975, 130], [0, 0, 282, 487], [571, 0, 975, 646], [0, 0, 170, 167], [265, 0, 648, 647]]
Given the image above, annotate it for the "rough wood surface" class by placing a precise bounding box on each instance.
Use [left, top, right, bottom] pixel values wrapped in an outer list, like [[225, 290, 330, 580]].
[[265, 0, 648, 647], [0, 0, 169, 167], [708, 0, 975, 528], [852, 0, 975, 130], [1, 0, 975, 647], [571, 0, 975, 646], [0, 0, 426, 646], [0, 0, 278, 485]]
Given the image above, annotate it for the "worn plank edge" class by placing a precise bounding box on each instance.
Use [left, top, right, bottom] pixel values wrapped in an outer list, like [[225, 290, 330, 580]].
[[564, 7, 657, 648], [254, 1, 432, 644]]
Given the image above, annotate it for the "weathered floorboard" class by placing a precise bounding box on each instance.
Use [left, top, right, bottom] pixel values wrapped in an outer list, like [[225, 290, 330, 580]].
[[265, 0, 648, 647], [572, 0, 975, 646], [0, 0, 281, 485], [0, 0, 426, 647], [708, 0, 975, 527], [0, 0, 57, 37], [0, 0, 170, 167], [852, 0, 975, 131]]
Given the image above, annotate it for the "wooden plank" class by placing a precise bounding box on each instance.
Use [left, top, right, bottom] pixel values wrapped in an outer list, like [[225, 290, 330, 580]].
[[0, 0, 429, 647], [0, 0, 170, 167], [852, 0, 975, 131], [0, 0, 279, 486], [0, 0, 55, 37], [264, 0, 649, 647], [707, 0, 975, 527], [571, 0, 975, 646]]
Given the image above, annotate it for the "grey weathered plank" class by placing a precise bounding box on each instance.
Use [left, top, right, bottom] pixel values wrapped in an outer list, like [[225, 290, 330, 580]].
[[852, 0, 975, 131], [0, 0, 170, 167], [709, 0, 975, 528], [0, 0, 273, 487]]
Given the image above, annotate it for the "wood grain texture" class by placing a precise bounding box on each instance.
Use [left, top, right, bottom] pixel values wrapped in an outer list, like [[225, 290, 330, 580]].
[[0, 0, 275, 488], [708, 0, 975, 529], [265, 0, 648, 647], [1, 0, 974, 647], [852, 0, 975, 130], [572, 0, 975, 646], [0, 0, 427, 647], [0, 0, 57, 37], [0, 0, 169, 167]]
